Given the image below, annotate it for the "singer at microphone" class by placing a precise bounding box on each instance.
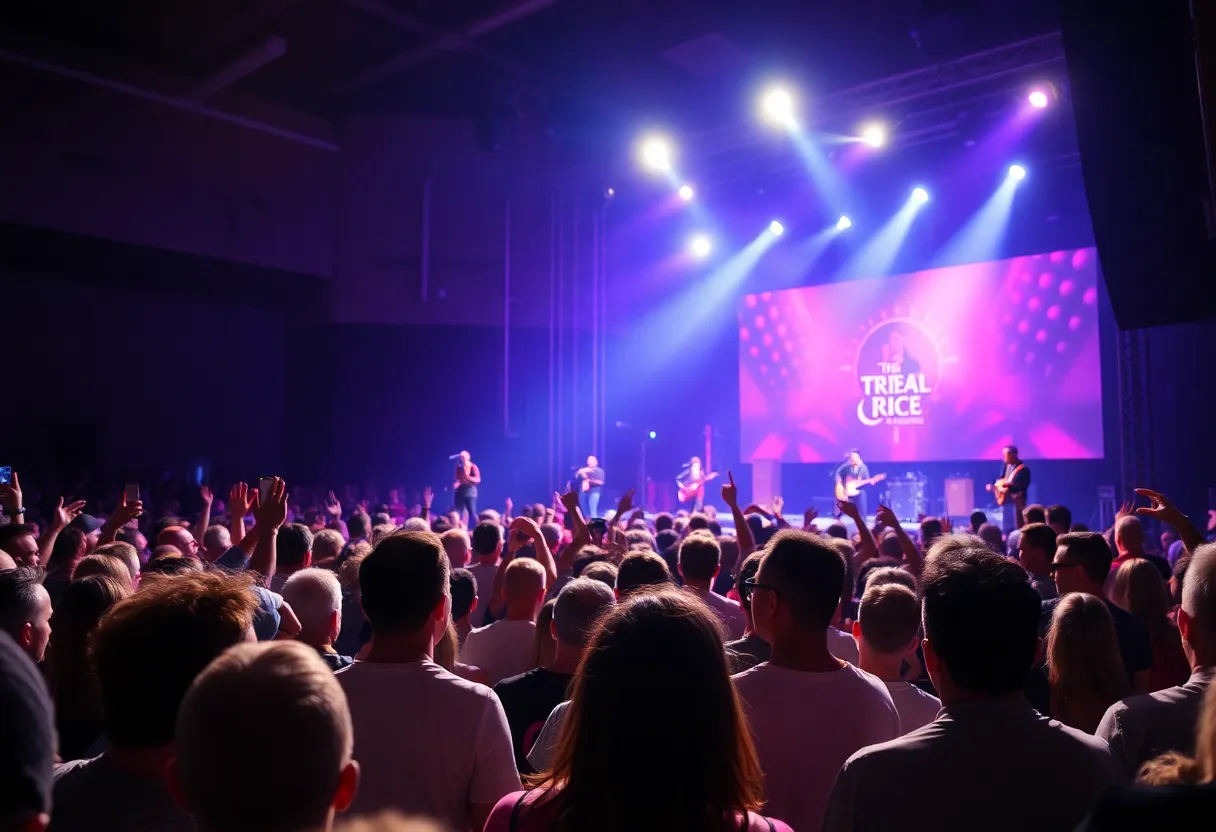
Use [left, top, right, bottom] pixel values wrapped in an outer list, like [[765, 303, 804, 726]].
[[452, 450, 481, 527]]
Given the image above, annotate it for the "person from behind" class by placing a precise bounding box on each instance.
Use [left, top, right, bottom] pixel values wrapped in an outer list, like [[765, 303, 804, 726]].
[[90, 543, 140, 588], [440, 528, 471, 570], [70, 555, 132, 591], [1047, 593, 1129, 733], [852, 583, 941, 735], [1047, 504, 1073, 537], [461, 558, 546, 685], [495, 578, 614, 775], [732, 530, 899, 832], [44, 528, 88, 606], [1111, 558, 1191, 691], [530, 599, 557, 670], [312, 528, 347, 570], [1050, 531, 1153, 692], [335, 530, 518, 828], [485, 590, 792, 832], [51, 571, 260, 832], [1097, 543, 1216, 777], [282, 568, 352, 672], [271, 524, 314, 592], [1112, 516, 1171, 581], [44, 575, 131, 760], [822, 547, 1123, 832], [0, 631, 55, 832], [727, 552, 769, 673], [466, 521, 502, 627], [1017, 522, 1058, 601], [200, 525, 231, 563], [614, 550, 671, 597], [167, 641, 360, 832], [449, 568, 478, 647], [0, 566, 52, 664], [678, 532, 745, 640]]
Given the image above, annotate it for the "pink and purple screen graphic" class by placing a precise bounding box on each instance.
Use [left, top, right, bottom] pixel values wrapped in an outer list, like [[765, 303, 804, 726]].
[[740, 248, 1103, 463]]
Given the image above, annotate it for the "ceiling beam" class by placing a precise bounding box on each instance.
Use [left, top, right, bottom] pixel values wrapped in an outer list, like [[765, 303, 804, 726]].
[[329, 0, 559, 96], [191, 35, 288, 99], [191, 0, 302, 61]]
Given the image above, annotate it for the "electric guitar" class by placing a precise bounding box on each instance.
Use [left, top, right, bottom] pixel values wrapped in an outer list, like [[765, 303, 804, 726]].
[[835, 473, 887, 501], [678, 472, 719, 503]]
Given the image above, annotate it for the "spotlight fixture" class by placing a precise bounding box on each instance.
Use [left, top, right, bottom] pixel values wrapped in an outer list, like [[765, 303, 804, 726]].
[[768, 220, 785, 236], [1028, 89, 1049, 109], [648, 430, 658, 440], [836, 215, 853, 231], [860, 123, 886, 148], [678, 184, 695, 201], [605, 187, 615, 198], [689, 233, 713, 259], [759, 85, 797, 128], [1008, 164, 1027, 181], [637, 134, 673, 173], [911, 187, 930, 205]]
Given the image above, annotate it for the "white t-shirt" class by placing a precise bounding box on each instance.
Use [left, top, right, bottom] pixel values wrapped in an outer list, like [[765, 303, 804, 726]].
[[461, 619, 537, 685], [467, 560, 500, 627], [688, 587, 747, 641], [336, 660, 520, 827], [733, 661, 899, 832], [828, 626, 860, 665], [884, 681, 942, 735]]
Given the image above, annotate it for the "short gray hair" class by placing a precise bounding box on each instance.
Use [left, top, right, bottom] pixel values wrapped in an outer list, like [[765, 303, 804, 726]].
[[203, 524, 231, 552], [553, 577, 615, 648], [282, 568, 343, 635], [312, 529, 345, 562], [1182, 543, 1216, 649], [401, 518, 430, 533]]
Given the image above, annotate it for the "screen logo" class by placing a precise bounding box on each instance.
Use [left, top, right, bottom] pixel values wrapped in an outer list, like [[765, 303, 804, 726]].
[[856, 320, 940, 427]]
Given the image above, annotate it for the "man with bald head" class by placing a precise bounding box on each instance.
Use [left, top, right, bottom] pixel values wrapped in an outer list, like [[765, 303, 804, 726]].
[[1110, 515, 1171, 582], [157, 526, 199, 559], [1098, 542, 1216, 775]]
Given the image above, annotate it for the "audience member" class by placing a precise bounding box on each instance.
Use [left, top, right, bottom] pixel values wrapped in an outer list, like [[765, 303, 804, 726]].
[[486, 590, 791, 832], [51, 570, 260, 832], [978, 523, 1006, 555], [1136, 681, 1216, 785], [200, 525, 231, 562], [312, 528, 347, 570], [44, 527, 88, 605], [1111, 558, 1191, 691], [1097, 543, 1216, 776], [0, 523, 40, 568], [156, 526, 199, 560], [853, 583, 941, 735], [168, 641, 360, 832], [727, 552, 769, 672], [283, 568, 352, 671], [679, 533, 745, 640], [733, 530, 899, 832], [0, 566, 52, 663], [495, 578, 613, 775], [440, 528, 471, 570], [448, 568, 478, 646], [0, 631, 55, 832], [530, 598, 557, 669], [969, 510, 987, 534], [462, 558, 546, 685], [1017, 522, 1059, 600], [822, 547, 1123, 832], [1049, 531, 1153, 692], [1112, 516, 1171, 582], [336, 530, 518, 828], [615, 550, 671, 596], [91, 542, 140, 586], [1047, 593, 1129, 733], [45, 575, 131, 760], [579, 560, 617, 589], [70, 554, 131, 591], [1047, 504, 1073, 536], [272, 523, 315, 592], [467, 521, 503, 627]]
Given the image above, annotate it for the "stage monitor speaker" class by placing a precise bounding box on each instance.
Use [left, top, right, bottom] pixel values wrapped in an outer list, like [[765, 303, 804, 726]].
[[885, 476, 925, 522], [1059, 0, 1216, 329], [944, 477, 974, 517]]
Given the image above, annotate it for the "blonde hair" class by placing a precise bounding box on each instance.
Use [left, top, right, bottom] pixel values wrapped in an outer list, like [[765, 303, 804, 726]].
[[504, 557, 546, 603], [175, 641, 353, 831], [1112, 558, 1171, 635], [433, 619, 459, 671], [1138, 681, 1216, 785], [312, 529, 346, 562], [1047, 593, 1129, 733], [440, 529, 470, 565], [336, 811, 450, 832]]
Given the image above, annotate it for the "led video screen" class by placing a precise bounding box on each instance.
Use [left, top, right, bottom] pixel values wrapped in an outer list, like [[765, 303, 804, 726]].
[[739, 248, 1103, 462]]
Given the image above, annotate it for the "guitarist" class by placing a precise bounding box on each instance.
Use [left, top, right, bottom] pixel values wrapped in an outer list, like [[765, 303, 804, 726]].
[[833, 450, 874, 522], [990, 445, 1031, 531], [677, 456, 715, 511]]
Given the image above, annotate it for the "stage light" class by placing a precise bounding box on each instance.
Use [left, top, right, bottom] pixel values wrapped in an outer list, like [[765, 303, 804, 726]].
[[836, 215, 852, 231], [678, 184, 695, 201], [860, 123, 886, 148], [1028, 89, 1049, 109], [605, 187, 615, 198], [637, 134, 673, 173], [689, 233, 713, 259], [768, 220, 785, 236], [648, 430, 657, 440], [911, 187, 930, 205], [1008, 164, 1027, 181], [759, 85, 796, 128]]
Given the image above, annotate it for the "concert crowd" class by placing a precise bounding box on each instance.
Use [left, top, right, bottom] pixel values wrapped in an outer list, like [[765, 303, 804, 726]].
[[1, 464, 1214, 832]]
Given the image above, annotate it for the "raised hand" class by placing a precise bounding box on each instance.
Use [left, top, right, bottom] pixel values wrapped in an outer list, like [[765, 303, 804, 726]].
[[614, 488, 636, 520], [876, 504, 900, 529], [1116, 500, 1135, 521], [0, 470, 22, 514], [559, 488, 580, 515], [505, 497, 514, 511], [52, 497, 87, 530], [324, 490, 342, 518], [772, 495, 785, 516], [803, 507, 819, 524], [200, 485, 214, 506], [721, 471, 739, 508], [1134, 488, 1186, 528], [837, 498, 861, 520], [422, 486, 433, 507], [940, 515, 954, 534], [106, 492, 144, 532], [255, 477, 289, 532], [229, 483, 256, 520]]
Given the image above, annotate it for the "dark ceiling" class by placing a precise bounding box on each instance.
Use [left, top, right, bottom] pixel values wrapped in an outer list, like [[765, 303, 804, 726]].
[[0, 0, 1062, 134]]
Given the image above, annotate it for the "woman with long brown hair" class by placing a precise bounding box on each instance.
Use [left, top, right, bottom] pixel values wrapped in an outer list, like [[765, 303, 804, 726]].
[[1111, 558, 1190, 691], [44, 574, 131, 758], [1047, 592, 1130, 733], [483, 589, 790, 832]]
